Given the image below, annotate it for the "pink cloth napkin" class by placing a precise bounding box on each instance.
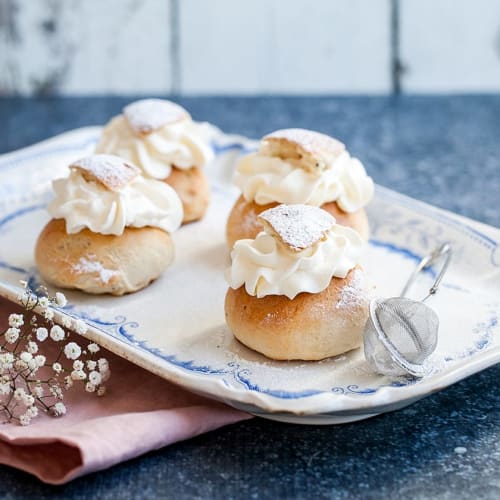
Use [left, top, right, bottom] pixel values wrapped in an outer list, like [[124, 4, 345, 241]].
[[0, 297, 251, 484]]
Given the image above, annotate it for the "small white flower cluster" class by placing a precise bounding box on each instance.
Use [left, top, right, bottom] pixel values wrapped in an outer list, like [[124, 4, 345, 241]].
[[1, 282, 110, 425]]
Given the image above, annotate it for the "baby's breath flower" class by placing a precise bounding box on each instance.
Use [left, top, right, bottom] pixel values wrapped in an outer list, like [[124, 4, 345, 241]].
[[0, 382, 11, 395], [5, 327, 20, 344], [19, 351, 33, 363], [1, 285, 109, 425], [8, 313, 24, 328], [74, 319, 88, 335], [60, 316, 72, 328], [73, 360, 84, 371], [19, 414, 31, 426], [13, 388, 25, 401], [14, 359, 27, 371], [50, 325, 65, 341], [87, 343, 99, 354], [19, 291, 37, 308], [88, 371, 102, 386], [98, 358, 111, 381], [98, 358, 109, 371], [0, 352, 14, 370], [35, 354, 46, 367], [27, 406, 38, 417], [38, 296, 50, 309], [27, 358, 38, 372], [55, 292, 67, 307], [43, 309, 54, 321], [64, 342, 82, 360], [22, 394, 35, 407], [53, 402, 66, 416], [49, 385, 63, 399], [27, 341, 38, 354], [71, 370, 86, 381], [35, 327, 48, 342], [32, 385, 43, 398], [85, 382, 96, 393]]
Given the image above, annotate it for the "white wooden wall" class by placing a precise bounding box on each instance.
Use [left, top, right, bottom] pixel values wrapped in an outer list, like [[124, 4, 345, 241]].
[[179, 0, 391, 94], [0, 0, 172, 95], [400, 0, 500, 92], [0, 0, 499, 95]]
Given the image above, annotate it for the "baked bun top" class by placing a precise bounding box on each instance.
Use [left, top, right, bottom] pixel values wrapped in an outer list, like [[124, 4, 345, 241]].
[[123, 99, 190, 135], [49, 154, 183, 236], [259, 204, 335, 253], [261, 128, 345, 175], [233, 128, 374, 212], [95, 99, 214, 180], [70, 154, 140, 192], [226, 204, 363, 299]]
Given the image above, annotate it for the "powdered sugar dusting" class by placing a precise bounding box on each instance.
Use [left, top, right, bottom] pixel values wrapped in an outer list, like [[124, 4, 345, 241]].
[[73, 257, 119, 284], [259, 204, 335, 251], [124, 99, 189, 134], [71, 154, 140, 192], [264, 128, 345, 157], [336, 268, 367, 310]]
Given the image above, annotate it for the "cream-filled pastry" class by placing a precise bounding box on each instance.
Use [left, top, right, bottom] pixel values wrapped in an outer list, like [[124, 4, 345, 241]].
[[35, 154, 183, 295], [95, 99, 213, 223], [225, 204, 370, 361], [226, 128, 374, 247]]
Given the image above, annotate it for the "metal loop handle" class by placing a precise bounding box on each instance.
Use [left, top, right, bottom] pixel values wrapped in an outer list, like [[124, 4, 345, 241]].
[[400, 243, 452, 302]]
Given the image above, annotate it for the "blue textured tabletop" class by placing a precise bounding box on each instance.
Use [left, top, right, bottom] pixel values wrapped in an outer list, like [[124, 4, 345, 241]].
[[1, 96, 499, 499]]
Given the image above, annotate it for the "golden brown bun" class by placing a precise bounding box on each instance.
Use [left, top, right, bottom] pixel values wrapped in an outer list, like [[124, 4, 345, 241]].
[[225, 266, 368, 361], [164, 166, 210, 223], [35, 219, 174, 295], [226, 196, 369, 248]]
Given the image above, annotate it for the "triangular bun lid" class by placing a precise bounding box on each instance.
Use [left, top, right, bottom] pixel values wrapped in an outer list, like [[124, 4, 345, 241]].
[[70, 154, 140, 192], [123, 99, 190, 134], [258, 204, 335, 252]]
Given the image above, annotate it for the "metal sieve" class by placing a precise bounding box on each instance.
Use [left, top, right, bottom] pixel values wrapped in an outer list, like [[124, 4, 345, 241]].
[[364, 243, 452, 377]]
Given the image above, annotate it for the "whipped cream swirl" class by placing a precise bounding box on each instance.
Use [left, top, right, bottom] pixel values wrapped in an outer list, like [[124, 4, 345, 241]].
[[226, 224, 363, 299], [49, 170, 183, 235], [95, 116, 214, 179], [234, 151, 373, 212]]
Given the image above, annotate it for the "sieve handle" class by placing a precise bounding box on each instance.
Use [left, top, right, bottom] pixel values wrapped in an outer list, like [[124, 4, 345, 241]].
[[401, 243, 452, 302]]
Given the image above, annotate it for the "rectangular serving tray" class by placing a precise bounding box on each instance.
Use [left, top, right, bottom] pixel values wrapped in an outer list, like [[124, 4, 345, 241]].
[[0, 127, 499, 424]]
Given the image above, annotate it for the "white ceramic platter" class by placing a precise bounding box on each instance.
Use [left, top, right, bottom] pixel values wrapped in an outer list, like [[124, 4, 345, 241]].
[[1, 127, 499, 425]]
